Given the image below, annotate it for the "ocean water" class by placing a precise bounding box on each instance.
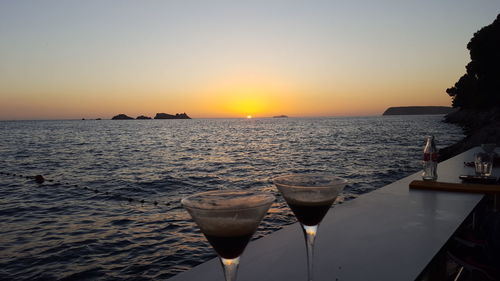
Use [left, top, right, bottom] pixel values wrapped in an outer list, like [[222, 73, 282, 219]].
[[0, 116, 463, 280]]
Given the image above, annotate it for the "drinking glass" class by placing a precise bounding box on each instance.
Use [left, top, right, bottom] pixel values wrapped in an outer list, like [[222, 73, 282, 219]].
[[181, 190, 275, 281], [273, 174, 347, 281], [475, 152, 493, 177]]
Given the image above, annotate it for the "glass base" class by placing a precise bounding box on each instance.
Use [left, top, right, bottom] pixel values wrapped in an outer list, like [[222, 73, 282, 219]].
[[220, 256, 240, 281], [301, 224, 318, 281]]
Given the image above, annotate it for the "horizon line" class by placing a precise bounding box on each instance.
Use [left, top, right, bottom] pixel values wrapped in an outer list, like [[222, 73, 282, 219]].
[[0, 113, 455, 121]]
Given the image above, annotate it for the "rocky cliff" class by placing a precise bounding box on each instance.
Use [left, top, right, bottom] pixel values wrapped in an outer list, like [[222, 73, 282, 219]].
[[439, 109, 500, 161]]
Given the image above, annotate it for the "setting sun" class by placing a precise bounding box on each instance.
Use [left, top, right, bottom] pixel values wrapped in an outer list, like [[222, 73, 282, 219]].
[[246, 115, 252, 119]]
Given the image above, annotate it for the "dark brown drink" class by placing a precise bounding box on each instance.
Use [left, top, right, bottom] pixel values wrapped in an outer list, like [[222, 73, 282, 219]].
[[288, 200, 334, 226], [204, 233, 253, 259], [274, 174, 347, 281], [182, 190, 275, 281]]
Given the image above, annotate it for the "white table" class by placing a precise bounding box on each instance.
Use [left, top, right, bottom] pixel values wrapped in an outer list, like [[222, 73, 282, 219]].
[[169, 147, 498, 281]]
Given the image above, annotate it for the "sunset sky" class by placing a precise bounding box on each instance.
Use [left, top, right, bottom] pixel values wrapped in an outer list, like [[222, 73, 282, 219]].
[[1, 1, 499, 119]]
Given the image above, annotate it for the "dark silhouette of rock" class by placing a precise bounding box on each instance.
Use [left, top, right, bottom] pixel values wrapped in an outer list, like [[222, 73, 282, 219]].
[[439, 120, 500, 161], [136, 115, 152, 120], [382, 106, 456, 115], [154, 113, 191, 119], [273, 115, 288, 118], [96, 118, 102, 120], [111, 114, 134, 120], [444, 108, 500, 134], [440, 108, 500, 161]]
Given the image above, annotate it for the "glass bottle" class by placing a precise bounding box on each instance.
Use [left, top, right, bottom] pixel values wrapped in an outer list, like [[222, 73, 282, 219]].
[[422, 136, 438, 181]]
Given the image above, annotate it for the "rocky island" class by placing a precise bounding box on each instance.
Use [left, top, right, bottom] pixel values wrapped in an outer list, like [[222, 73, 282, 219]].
[[154, 113, 191, 119], [382, 106, 455, 115], [111, 113, 191, 120], [111, 114, 134, 120]]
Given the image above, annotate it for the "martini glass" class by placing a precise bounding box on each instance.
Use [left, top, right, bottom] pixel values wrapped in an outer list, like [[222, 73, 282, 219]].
[[273, 174, 347, 281], [181, 190, 275, 281]]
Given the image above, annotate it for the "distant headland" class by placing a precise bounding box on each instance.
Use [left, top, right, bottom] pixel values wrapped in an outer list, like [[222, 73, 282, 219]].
[[382, 106, 456, 116], [273, 115, 288, 118], [111, 113, 191, 120]]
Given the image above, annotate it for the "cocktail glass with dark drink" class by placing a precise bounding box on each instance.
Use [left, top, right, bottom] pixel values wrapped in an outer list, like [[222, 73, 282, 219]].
[[181, 190, 275, 281], [273, 174, 347, 281]]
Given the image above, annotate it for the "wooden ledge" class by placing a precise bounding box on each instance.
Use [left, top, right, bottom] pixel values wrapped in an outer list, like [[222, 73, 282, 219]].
[[410, 180, 500, 194]]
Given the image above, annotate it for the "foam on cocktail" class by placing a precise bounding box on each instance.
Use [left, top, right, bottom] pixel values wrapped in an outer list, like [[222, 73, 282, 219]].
[[194, 216, 262, 237]]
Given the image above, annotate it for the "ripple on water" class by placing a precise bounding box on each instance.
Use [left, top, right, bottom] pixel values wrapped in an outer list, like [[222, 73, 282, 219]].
[[0, 116, 464, 280]]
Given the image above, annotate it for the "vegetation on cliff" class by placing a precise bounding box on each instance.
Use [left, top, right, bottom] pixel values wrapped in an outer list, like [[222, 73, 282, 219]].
[[446, 14, 500, 110], [440, 14, 500, 160], [446, 14, 500, 109]]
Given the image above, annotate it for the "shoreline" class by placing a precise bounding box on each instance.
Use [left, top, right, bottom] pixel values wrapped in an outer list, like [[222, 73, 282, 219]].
[[439, 108, 500, 161]]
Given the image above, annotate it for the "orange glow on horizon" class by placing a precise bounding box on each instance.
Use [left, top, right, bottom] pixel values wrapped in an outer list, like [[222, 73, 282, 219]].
[[0, 70, 454, 120]]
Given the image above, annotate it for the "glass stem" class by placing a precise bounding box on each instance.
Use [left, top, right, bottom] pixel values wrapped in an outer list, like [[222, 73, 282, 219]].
[[220, 256, 240, 281], [301, 224, 318, 281]]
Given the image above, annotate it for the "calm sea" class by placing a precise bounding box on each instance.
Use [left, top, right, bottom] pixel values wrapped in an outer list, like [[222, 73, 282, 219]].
[[0, 116, 463, 280]]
